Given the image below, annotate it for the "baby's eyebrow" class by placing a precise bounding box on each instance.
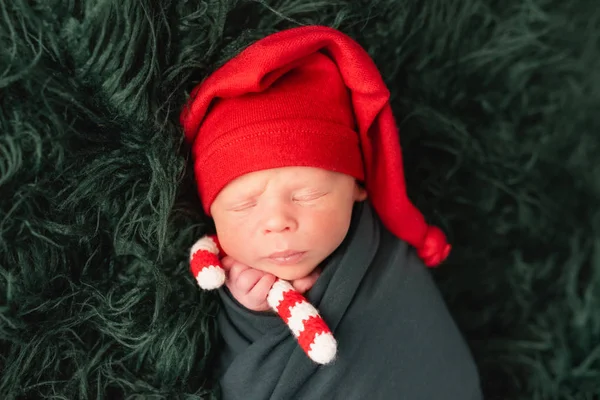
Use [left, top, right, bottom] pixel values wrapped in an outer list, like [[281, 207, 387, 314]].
[[228, 192, 259, 203], [228, 185, 267, 202], [293, 185, 328, 193]]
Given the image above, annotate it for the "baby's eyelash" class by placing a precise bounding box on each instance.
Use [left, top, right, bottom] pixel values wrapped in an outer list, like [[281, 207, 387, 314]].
[[293, 192, 327, 202], [229, 201, 257, 211]]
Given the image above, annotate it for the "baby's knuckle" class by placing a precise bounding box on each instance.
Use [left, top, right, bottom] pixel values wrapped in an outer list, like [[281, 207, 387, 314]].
[[246, 286, 263, 299]]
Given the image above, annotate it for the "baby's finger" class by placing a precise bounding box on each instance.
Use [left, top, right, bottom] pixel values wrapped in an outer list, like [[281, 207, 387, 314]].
[[220, 256, 235, 272], [248, 273, 277, 304], [226, 260, 251, 283], [235, 267, 267, 293]]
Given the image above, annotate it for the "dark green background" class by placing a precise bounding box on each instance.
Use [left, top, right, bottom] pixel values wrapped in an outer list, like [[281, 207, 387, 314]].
[[1, 0, 599, 399]]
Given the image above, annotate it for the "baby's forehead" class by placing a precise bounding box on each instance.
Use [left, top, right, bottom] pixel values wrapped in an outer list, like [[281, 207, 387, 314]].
[[240, 166, 337, 184], [220, 167, 340, 196]]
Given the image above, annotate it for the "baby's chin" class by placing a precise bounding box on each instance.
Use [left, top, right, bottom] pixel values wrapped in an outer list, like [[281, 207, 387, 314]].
[[255, 260, 319, 281]]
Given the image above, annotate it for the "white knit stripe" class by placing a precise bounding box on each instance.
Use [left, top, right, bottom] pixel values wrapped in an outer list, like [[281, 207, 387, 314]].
[[267, 279, 294, 309], [286, 301, 320, 337], [190, 236, 219, 257], [307, 332, 337, 365], [196, 265, 226, 290]]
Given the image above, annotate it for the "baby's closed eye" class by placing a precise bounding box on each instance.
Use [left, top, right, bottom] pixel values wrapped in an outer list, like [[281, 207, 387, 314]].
[[292, 190, 328, 202], [228, 201, 257, 212]]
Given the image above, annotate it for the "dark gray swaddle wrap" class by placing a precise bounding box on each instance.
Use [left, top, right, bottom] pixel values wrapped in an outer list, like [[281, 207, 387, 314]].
[[216, 201, 482, 400]]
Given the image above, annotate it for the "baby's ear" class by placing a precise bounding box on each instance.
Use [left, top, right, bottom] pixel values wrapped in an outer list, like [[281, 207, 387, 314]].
[[354, 181, 368, 201]]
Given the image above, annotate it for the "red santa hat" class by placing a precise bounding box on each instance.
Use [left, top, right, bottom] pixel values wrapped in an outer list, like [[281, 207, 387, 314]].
[[180, 25, 451, 267]]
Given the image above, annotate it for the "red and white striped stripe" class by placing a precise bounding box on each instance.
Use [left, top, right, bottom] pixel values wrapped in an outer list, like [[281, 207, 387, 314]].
[[190, 235, 226, 290], [189, 234, 337, 365], [267, 279, 337, 364]]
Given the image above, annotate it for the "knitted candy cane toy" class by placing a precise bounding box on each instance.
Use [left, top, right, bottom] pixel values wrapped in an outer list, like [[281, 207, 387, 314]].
[[190, 234, 337, 365]]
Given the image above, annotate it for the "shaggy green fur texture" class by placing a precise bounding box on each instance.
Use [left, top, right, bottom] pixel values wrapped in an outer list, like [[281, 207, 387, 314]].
[[1, 0, 598, 399]]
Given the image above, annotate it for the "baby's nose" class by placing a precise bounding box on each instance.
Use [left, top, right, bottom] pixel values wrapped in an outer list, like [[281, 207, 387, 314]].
[[261, 205, 298, 234]]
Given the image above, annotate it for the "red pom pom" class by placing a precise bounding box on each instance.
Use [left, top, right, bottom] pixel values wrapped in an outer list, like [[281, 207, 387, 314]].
[[190, 250, 220, 277], [417, 226, 451, 267]]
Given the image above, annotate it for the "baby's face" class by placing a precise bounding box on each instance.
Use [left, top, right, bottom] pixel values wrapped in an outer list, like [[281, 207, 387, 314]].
[[210, 166, 367, 281]]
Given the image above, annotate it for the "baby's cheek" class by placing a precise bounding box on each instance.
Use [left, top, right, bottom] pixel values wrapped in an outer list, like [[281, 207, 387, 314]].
[[215, 225, 247, 259], [310, 208, 350, 240]]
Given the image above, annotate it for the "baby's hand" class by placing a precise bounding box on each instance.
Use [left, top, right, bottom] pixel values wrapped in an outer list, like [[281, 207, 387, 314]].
[[221, 256, 322, 312], [221, 256, 277, 312]]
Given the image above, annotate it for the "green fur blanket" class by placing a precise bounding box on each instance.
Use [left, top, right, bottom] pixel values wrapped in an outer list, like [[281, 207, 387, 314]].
[[1, 1, 598, 399]]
